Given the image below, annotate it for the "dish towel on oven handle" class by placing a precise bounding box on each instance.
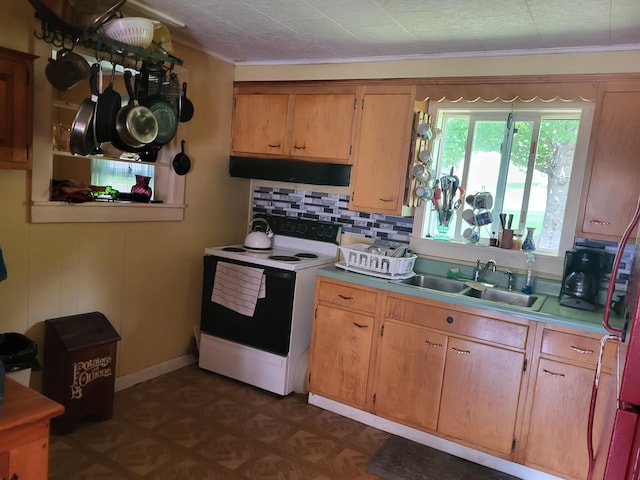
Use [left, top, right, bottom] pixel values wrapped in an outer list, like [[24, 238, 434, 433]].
[[211, 262, 266, 317]]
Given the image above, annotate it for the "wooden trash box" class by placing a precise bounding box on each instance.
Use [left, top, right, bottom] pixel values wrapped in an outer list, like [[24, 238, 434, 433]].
[[43, 312, 121, 434]]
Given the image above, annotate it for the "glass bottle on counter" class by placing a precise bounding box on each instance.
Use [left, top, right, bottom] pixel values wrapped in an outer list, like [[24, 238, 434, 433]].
[[522, 252, 535, 294]]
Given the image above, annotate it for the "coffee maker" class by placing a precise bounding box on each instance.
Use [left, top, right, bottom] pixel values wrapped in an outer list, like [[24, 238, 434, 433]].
[[559, 248, 613, 310]]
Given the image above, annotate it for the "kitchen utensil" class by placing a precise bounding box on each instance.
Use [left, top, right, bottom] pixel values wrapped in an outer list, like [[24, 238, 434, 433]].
[[462, 208, 476, 225], [417, 120, 432, 139], [179, 82, 194, 122], [143, 95, 178, 146], [69, 63, 100, 155], [114, 70, 158, 149], [243, 218, 273, 249], [499, 213, 506, 229], [94, 65, 121, 143], [45, 48, 91, 91], [101, 17, 155, 47], [507, 214, 514, 229], [172, 140, 191, 175], [415, 185, 433, 200], [412, 163, 430, 183], [418, 149, 431, 162]]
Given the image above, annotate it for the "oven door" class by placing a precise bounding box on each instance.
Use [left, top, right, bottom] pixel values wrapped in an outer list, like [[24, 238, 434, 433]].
[[200, 255, 296, 356]]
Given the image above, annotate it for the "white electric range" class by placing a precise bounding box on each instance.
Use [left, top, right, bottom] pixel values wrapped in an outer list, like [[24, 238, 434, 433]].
[[199, 215, 341, 395]]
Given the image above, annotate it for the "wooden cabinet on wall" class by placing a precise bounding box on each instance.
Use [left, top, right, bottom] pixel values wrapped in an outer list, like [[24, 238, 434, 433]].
[[0, 46, 34, 170], [349, 85, 416, 215], [231, 87, 358, 163], [377, 294, 530, 457], [307, 277, 380, 409], [520, 325, 617, 480], [577, 85, 640, 241]]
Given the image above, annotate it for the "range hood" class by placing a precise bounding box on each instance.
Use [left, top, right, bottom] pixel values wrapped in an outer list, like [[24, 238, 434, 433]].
[[229, 156, 352, 187]]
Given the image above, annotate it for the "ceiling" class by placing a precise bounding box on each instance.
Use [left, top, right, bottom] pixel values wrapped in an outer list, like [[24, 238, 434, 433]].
[[121, 0, 640, 65]]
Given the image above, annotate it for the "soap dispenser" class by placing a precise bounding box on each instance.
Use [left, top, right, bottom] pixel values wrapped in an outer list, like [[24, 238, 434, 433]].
[[522, 252, 535, 294]]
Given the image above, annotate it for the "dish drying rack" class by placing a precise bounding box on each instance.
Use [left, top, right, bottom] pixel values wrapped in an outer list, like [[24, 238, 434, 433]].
[[337, 244, 416, 279]]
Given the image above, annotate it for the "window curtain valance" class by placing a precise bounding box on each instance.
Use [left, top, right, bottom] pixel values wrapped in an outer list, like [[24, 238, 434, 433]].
[[415, 76, 600, 103]]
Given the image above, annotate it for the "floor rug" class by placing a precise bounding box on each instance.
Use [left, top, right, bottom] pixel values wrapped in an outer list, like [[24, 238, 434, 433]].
[[366, 435, 522, 480]]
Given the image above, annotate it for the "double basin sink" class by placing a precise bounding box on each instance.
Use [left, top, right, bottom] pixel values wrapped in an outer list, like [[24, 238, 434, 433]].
[[392, 274, 547, 311]]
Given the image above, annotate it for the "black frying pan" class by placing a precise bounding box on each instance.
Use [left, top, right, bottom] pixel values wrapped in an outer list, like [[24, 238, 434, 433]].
[[172, 140, 191, 175], [69, 63, 100, 156], [179, 82, 194, 123], [94, 66, 121, 144]]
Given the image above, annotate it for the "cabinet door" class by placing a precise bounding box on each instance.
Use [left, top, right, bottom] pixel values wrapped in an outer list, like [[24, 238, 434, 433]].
[[349, 88, 415, 215], [579, 91, 640, 240], [0, 51, 33, 169], [524, 358, 615, 480], [289, 94, 356, 161], [374, 321, 446, 431], [438, 337, 525, 455], [307, 304, 374, 408], [231, 93, 289, 155]]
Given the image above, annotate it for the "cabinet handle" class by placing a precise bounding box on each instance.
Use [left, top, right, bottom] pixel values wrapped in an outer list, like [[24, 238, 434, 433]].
[[379, 198, 393, 203], [353, 322, 369, 329], [268, 144, 281, 148], [424, 340, 443, 348], [451, 347, 470, 355], [542, 368, 565, 378], [338, 294, 353, 300], [590, 220, 611, 226], [570, 345, 594, 355], [293, 145, 306, 150]]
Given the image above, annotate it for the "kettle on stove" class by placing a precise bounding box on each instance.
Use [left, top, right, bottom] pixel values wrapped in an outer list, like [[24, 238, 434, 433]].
[[243, 218, 273, 250]]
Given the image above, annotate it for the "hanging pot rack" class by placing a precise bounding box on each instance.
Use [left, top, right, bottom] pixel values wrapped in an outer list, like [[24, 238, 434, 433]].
[[34, 14, 183, 71]]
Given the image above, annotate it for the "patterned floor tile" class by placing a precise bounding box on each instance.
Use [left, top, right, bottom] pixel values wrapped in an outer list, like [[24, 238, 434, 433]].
[[49, 364, 388, 480]]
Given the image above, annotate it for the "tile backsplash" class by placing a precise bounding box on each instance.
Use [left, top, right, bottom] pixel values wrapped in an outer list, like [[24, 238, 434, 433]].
[[252, 186, 413, 246]]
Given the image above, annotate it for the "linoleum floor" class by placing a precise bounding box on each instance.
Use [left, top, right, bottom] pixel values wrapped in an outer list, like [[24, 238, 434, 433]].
[[48, 363, 389, 479]]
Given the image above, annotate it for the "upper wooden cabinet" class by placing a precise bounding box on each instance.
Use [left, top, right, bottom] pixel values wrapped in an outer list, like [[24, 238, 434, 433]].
[[0, 46, 35, 170], [231, 87, 358, 163], [577, 85, 640, 241], [349, 85, 416, 215]]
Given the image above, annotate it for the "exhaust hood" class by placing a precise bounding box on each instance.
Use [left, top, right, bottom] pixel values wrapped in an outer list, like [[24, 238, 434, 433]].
[[229, 156, 351, 187]]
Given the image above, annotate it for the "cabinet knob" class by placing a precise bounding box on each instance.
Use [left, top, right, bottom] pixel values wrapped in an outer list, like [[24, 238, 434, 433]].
[[446, 316, 454, 324]]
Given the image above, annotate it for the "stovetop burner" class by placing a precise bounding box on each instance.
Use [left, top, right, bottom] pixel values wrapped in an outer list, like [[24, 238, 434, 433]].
[[269, 255, 301, 262], [295, 253, 318, 259]]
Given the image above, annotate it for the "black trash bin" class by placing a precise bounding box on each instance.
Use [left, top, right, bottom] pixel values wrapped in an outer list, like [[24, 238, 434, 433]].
[[43, 312, 121, 434], [0, 332, 40, 386]]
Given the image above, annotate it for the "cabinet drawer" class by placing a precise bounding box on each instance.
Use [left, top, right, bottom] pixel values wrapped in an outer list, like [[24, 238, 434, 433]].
[[385, 296, 528, 349], [317, 280, 378, 313], [541, 328, 616, 368]]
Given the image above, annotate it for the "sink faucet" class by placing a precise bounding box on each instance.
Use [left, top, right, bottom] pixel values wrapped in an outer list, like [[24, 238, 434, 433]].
[[504, 269, 515, 291], [473, 258, 497, 282]]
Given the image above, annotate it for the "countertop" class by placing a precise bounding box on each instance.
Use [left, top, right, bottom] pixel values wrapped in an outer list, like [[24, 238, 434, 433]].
[[318, 266, 624, 334]]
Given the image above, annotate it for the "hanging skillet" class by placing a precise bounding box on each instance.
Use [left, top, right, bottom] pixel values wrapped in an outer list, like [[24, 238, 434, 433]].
[[179, 82, 194, 122], [113, 70, 158, 150], [172, 140, 191, 175], [69, 63, 100, 156]]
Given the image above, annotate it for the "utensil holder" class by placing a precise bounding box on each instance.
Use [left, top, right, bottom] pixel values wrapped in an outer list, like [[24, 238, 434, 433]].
[[499, 229, 514, 249]]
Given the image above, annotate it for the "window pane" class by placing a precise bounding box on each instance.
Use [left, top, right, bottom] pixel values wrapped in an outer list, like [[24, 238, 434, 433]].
[[528, 118, 579, 252], [91, 159, 155, 197]]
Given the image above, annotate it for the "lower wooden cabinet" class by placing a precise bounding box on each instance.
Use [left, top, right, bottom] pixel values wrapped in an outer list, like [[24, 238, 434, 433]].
[[308, 276, 614, 477], [521, 326, 617, 480], [374, 321, 446, 431], [307, 278, 379, 409], [438, 336, 525, 455]]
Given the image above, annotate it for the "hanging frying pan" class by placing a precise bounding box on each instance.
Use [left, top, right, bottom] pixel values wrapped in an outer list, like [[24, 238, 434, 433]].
[[172, 140, 191, 175], [143, 95, 178, 146], [113, 70, 158, 149], [179, 82, 194, 122], [69, 63, 100, 156], [94, 64, 122, 144]]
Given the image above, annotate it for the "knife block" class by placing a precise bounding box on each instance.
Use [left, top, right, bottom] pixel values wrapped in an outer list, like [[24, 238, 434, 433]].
[[499, 229, 513, 249]]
